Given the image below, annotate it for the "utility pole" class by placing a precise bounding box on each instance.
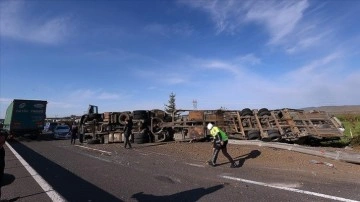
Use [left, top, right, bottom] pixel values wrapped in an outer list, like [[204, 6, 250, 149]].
[[192, 99, 197, 110]]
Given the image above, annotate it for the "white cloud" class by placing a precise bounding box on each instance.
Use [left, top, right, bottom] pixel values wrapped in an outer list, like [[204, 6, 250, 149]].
[[234, 54, 261, 65], [0, 0, 72, 45], [289, 52, 342, 76], [179, 0, 245, 34], [191, 54, 261, 77], [180, 0, 309, 41], [180, 0, 317, 52], [178, 52, 359, 109], [200, 60, 242, 75], [245, 0, 309, 44]]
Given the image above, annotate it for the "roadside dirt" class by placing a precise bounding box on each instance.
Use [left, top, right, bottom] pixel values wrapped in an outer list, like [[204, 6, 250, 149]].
[[89, 140, 360, 184]]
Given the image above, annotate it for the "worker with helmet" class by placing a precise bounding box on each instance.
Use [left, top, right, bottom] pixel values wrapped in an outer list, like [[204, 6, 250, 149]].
[[207, 123, 237, 168]]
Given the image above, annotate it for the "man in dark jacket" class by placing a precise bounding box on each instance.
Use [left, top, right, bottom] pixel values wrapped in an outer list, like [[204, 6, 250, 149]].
[[71, 123, 78, 144], [124, 117, 133, 149]]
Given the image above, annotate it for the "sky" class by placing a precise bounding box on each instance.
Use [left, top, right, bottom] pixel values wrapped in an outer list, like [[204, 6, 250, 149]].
[[0, 0, 360, 119]]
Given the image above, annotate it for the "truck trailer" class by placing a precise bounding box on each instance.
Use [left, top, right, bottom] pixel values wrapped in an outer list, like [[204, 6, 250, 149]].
[[168, 108, 345, 144], [79, 105, 344, 145], [3, 99, 47, 138]]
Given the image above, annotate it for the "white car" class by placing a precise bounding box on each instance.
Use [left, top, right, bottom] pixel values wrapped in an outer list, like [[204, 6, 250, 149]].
[[53, 125, 72, 139]]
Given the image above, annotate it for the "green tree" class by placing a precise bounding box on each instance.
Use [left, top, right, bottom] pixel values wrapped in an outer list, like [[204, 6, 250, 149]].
[[164, 92, 176, 115]]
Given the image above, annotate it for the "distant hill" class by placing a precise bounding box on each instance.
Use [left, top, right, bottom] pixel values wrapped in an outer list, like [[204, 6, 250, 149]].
[[301, 105, 360, 115]]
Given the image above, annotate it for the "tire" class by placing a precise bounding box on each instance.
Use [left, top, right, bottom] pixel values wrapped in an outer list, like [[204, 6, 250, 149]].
[[134, 132, 149, 144], [118, 113, 130, 125], [258, 108, 271, 116], [267, 129, 281, 141], [320, 124, 331, 128], [152, 117, 163, 125], [241, 108, 253, 116], [133, 110, 149, 120], [247, 130, 261, 140]]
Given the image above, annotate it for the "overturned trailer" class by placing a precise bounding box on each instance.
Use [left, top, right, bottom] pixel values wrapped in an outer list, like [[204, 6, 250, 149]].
[[79, 105, 344, 145], [161, 108, 345, 144]]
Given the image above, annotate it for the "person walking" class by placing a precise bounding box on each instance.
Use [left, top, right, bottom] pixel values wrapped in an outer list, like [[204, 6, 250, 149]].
[[207, 123, 237, 168], [124, 117, 133, 149], [71, 123, 78, 144]]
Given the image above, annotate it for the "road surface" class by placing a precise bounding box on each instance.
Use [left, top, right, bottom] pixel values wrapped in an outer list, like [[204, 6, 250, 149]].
[[2, 137, 360, 202]]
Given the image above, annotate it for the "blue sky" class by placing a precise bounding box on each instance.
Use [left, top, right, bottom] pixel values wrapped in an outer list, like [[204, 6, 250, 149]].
[[1, 0, 359, 118]]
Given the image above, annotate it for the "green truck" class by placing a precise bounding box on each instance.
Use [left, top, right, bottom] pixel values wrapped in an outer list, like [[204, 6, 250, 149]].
[[3, 99, 47, 138]]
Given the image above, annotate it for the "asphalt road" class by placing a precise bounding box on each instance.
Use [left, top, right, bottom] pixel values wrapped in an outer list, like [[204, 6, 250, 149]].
[[2, 138, 360, 202]]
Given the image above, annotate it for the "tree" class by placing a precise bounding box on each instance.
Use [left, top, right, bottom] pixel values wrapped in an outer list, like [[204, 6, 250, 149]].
[[164, 92, 176, 115]]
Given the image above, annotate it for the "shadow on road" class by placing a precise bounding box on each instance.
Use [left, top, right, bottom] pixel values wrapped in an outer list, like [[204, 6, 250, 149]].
[[236, 150, 261, 167], [131, 184, 224, 202], [1, 173, 15, 187], [7, 140, 122, 202], [215, 150, 261, 168]]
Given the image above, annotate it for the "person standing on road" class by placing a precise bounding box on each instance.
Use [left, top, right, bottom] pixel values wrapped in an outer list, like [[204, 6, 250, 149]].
[[207, 123, 237, 168], [124, 117, 133, 149], [71, 123, 78, 145], [0, 129, 8, 199]]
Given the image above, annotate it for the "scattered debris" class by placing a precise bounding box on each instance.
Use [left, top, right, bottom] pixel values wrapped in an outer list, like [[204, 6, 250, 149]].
[[310, 160, 334, 168]]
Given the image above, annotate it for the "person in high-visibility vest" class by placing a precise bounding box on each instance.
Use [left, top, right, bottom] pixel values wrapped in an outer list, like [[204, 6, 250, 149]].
[[207, 123, 237, 168]]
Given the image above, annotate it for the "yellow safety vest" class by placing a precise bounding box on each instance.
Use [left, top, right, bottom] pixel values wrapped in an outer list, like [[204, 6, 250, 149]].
[[210, 126, 228, 141]]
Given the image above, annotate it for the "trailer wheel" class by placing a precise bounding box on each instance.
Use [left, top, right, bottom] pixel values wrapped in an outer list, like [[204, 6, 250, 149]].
[[133, 110, 148, 120], [118, 113, 130, 125], [319, 124, 331, 128], [258, 108, 271, 116], [241, 108, 253, 116], [268, 130, 281, 141], [247, 130, 261, 140], [134, 132, 149, 144]]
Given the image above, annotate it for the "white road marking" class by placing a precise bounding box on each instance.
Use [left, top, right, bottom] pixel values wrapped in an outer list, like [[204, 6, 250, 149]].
[[75, 145, 112, 155], [80, 153, 112, 163], [186, 163, 205, 168], [6, 142, 66, 202], [221, 175, 359, 202]]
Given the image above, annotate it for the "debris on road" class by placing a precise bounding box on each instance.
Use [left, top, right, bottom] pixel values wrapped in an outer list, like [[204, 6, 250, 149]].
[[310, 160, 334, 168]]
